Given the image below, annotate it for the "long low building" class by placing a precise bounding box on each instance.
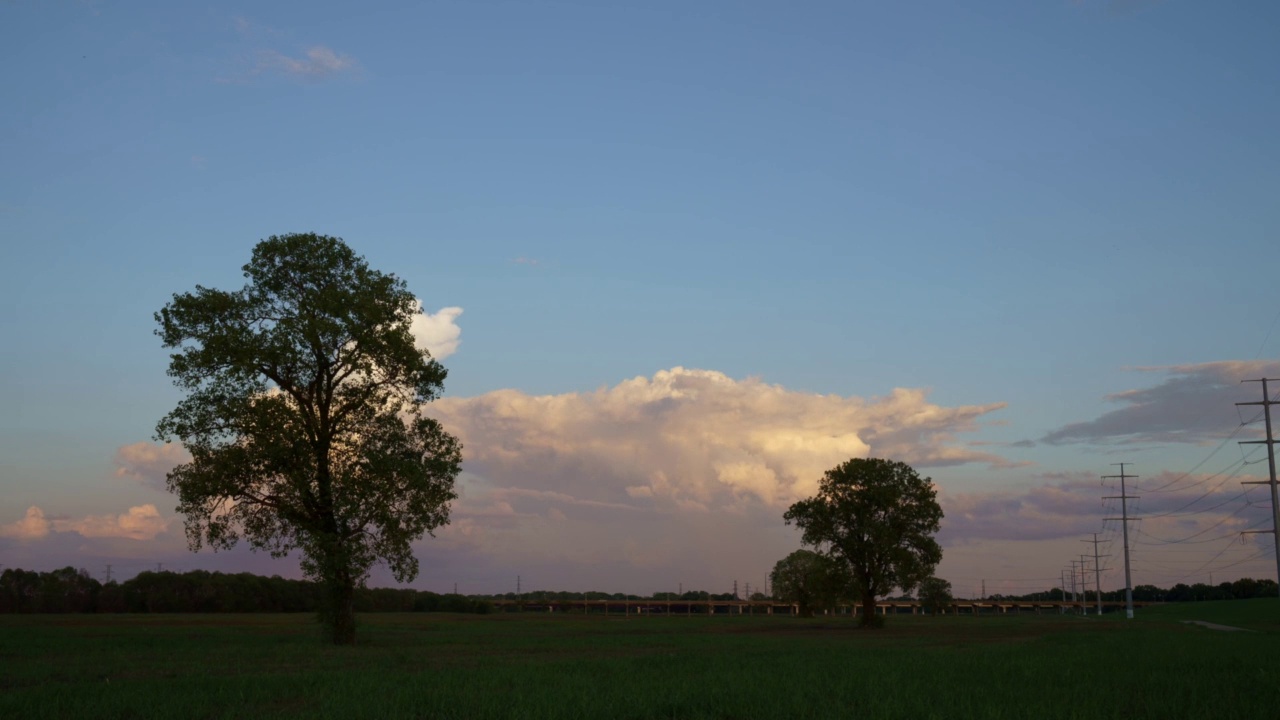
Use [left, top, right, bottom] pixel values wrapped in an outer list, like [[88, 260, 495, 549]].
[[487, 598, 1155, 616]]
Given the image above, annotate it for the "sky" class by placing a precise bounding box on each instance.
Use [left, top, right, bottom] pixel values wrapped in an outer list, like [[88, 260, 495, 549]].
[[3, 0, 1280, 599]]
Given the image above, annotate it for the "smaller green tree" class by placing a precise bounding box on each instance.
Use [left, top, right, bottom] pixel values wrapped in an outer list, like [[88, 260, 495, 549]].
[[918, 576, 953, 616], [769, 549, 849, 618], [784, 458, 943, 627]]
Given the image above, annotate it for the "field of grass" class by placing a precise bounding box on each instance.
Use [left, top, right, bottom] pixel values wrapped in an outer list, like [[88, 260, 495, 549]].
[[2, 604, 1277, 719], [1134, 596, 1280, 631]]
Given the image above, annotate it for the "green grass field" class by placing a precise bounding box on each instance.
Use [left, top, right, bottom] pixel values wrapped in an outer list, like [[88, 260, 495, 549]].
[[2, 602, 1277, 719]]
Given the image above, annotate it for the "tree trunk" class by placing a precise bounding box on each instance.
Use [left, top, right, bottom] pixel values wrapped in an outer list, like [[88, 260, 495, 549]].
[[324, 574, 357, 645], [860, 595, 878, 627]]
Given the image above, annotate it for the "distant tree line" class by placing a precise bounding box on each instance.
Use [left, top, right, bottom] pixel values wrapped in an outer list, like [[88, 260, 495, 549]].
[[986, 578, 1278, 603], [0, 568, 492, 615]]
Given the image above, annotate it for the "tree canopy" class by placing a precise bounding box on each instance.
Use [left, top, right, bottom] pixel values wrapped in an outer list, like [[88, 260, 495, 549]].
[[155, 233, 461, 643], [769, 549, 850, 618], [918, 576, 953, 616], [783, 458, 943, 627]]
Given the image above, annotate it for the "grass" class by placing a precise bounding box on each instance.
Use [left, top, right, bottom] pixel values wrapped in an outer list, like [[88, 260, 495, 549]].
[[1, 605, 1277, 719], [1134, 596, 1280, 631]]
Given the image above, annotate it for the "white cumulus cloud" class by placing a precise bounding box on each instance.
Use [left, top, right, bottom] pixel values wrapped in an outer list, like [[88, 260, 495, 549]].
[[427, 367, 1011, 514], [410, 302, 463, 360]]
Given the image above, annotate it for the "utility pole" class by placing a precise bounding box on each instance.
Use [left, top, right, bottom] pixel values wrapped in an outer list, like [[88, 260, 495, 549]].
[[103, 564, 112, 583], [1060, 570, 1066, 607], [516, 575, 521, 595], [1082, 534, 1109, 616], [733, 580, 738, 600], [1103, 463, 1139, 619], [453, 582, 458, 595], [981, 579, 985, 601], [156, 563, 163, 573], [679, 582, 682, 595], [1238, 378, 1280, 597]]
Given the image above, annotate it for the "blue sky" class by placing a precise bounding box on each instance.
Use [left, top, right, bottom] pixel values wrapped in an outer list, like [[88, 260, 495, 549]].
[[3, 0, 1279, 597]]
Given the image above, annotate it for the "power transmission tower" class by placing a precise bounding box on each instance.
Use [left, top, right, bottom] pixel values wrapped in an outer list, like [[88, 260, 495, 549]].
[[1078, 555, 1093, 615], [1103, 463, 1139, 619], [103, 564, 112, 583], [1082, 534, 1109, 616], [1069, 561, 1080, 611], [733, 580, 738, 600], [981, 579, 985, 600], [1238, 378, 1280, 597], [516, 575, 521, 595]]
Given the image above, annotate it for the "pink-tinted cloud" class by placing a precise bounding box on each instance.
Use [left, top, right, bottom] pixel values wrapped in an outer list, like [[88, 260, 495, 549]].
[[0, 504, 171, 542], [939, 469, 1272, 546], [114, 442, 190, 491], [0, 506, 51, 540]]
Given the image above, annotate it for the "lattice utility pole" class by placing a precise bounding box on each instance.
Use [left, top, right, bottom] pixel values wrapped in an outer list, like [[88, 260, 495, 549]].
[[1069, 561, 1080, 611], [103, 564, 112, 583], [1082, 534, 1109, 616], [1238, 378, 1280, 597], [1103, 463, 1139, 619], [1079, 555, 1093, 615]]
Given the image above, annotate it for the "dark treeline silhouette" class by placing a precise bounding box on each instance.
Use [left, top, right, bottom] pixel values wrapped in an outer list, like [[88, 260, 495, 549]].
[[0, 567, 492, 615], [986, 578, 1278, 603], [8, 566, 1273, 614]]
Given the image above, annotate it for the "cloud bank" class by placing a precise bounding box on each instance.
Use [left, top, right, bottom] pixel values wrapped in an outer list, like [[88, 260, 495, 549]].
[[427, 367, 1011, 513], [1, 505, 170, 542]]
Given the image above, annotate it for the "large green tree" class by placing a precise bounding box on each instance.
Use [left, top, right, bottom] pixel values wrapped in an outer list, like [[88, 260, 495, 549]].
[[783, 458, 943, 627], [155, 233, 462, 644], [769, 549, 850, 618]]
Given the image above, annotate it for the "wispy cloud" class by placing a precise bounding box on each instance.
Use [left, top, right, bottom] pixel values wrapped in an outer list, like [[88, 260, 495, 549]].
[[219, 17, 358, 83], [510, 257, 541, 267], [254, 46, 357, 80], [1040, 361, 1280, 446], [938, 469, 1271, 547]]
